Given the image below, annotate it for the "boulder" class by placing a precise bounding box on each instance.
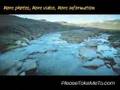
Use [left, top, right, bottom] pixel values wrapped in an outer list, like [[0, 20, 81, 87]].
[[112, 41, 120, 48], [114, 57, 120, 65], [79, 47, 97, 60], [15, 38, 30, 47], [83, 58, 104, 66], [5, 61, 23, 75], [84, 39, 98, 47], [0, 45, 8, 53], [25, 68, 37, 75], [96, 66, 118, 75], [19, 72, 26, 76], [104, 58, 116, 68], [0, 59, 17, 72], [6, 68, 19, 75], [82, 58, 104, 70], [0, 50, 27, 72], [112, 64, 120, 75], [21, 60, 37, 72], [97, 44, 117, 58]]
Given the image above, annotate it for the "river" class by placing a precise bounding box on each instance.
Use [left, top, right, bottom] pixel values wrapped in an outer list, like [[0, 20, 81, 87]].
[[0, 30, 120, 75]]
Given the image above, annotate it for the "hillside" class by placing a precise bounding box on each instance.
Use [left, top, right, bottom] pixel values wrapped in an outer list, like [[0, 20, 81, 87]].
[[80, 20, 120, 30]]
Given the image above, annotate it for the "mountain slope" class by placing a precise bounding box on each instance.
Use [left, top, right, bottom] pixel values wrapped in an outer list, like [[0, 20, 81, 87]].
[[81, 20, 120, 30]]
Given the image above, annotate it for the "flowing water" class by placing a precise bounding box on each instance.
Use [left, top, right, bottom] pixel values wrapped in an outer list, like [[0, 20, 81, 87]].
[[0, 30, 120, 75]]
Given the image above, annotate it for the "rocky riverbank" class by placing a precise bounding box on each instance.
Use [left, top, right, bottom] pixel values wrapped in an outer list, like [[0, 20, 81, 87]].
[[0, 30, 120, 75]]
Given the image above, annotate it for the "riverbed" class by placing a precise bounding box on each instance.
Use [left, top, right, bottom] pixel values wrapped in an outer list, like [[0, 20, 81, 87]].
[[0, 30, 120, 75]]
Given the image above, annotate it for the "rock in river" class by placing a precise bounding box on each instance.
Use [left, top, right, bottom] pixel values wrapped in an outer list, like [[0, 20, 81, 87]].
[[82, 58, 104, 70], [79, 47, 97, 61]]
